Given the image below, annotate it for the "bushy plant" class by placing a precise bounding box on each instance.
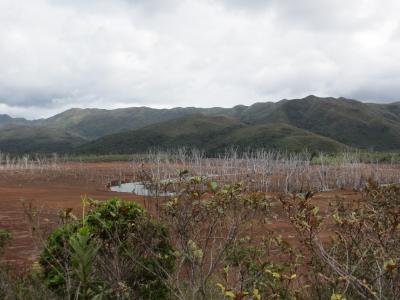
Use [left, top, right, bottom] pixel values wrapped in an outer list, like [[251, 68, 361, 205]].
[[160, 171, 272, 300], [281, 181, 400, 299], [218, 233, 304, 300], [0, 229, 11, 254], [0, 229, 56, 299], [40, 198, 175, 299]]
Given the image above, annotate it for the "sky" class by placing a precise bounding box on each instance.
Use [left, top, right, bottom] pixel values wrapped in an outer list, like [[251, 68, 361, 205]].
[[1, 0, 400, 119]]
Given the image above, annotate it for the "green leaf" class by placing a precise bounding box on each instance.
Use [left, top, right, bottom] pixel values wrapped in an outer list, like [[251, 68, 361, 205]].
[[384, 259, 397, 272], [331, 293, 346, 300], [225, 290, 236, 298], [209, 181, 218, 191], [253, 288, 261, 300], [311, 207, 319, 216]]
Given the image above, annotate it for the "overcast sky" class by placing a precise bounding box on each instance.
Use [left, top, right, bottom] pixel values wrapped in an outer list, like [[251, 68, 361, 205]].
[[1, 0, 400, 119]]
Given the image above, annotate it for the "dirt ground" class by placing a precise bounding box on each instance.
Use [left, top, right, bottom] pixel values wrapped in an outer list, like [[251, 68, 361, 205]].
[[0, 162, 361, 267], [0, 163, 142, 266]]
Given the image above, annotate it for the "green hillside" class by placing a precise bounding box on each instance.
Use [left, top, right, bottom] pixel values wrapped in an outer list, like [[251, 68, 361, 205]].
[[76, 115, 241, 154], [77, 115, 346, 155], [235, 96, 400, 150], [2, 95, 400, 154], [36, 106, 233, 140], [0, 125, 85, 154], [39, 95, 400, 151], [220, 123, 346, 153]]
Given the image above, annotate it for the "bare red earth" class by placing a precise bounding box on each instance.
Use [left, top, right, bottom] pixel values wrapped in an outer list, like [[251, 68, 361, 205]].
[[0, 162, 361, 267]]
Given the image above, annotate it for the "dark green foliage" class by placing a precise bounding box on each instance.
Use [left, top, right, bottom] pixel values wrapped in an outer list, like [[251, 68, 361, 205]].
[[0, 229, 11, 253], [40, 198, 175, 299], [40, 223, 80, 290], [69, 227, 100, 299]]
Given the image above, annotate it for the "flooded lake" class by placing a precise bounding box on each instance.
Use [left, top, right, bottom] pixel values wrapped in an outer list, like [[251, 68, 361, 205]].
[[110, 182, 174, 196]]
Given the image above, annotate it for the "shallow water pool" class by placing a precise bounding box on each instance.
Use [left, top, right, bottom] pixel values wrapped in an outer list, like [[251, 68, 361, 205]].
[[110, 182, 174, 196]]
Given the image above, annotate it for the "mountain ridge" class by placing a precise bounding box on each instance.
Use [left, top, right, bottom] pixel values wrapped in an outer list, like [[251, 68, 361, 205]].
[[1, 95, 400, 154], [76, 114, 347, 155]]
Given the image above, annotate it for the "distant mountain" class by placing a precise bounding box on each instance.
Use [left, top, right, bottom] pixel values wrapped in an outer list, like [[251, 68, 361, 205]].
[[234, 96, 400, 150], [0, 114, 28, 127], [35, 106, 232, 140], [0, 125, 85, 154], [76, 114, 346, 155], [1, 95, 400, 154]]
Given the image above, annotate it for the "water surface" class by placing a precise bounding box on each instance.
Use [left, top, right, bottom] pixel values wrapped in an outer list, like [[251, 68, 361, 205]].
[[110, 182, 174, 196]]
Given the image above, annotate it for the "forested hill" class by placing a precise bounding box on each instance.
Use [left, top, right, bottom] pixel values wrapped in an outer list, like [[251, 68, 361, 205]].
[[1, 95, 400, 154]]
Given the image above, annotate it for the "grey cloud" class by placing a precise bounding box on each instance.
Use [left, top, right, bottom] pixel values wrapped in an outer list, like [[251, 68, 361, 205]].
[[51, 0, 181, 15], [0, 85, 62, 107], [349, 79, 400, 103], [0, 0, 400, 119], [220, 0, 388, 31], [220, 0, 273, 11]]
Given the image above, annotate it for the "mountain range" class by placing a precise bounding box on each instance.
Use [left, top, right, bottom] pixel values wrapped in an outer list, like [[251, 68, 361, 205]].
[[1, 95, 400, 155]]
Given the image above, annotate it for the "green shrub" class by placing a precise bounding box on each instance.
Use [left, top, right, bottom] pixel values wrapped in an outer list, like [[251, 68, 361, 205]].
[[0, 229, 11, 254], [281, 181, 400, 299], [160, 172, 273, 299], [40, 198, 175, 299], [216, 233, 303, 300]]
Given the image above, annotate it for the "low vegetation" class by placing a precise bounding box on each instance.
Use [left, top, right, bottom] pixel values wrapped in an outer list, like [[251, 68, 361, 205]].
[[1, 168, 399, 299], [0, 149, 399, 203], [40, 198, 174, 299]]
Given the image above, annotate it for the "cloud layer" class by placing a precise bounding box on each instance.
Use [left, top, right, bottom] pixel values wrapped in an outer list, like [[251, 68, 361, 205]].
[[1, 0, 400, 118]]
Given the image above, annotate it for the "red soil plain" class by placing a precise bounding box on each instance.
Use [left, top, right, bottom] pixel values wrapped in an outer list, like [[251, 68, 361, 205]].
[[0, 162, 362, 268]]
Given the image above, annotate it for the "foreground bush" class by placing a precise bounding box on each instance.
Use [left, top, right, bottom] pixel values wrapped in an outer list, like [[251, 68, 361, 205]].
[[158, 171, 307, 300], [281, 181, 400, 299], [1, 175, 399, 299], [0, 229, 55, 299], [40, 198, 175, 299], [0, 267, 55, 300], [0, 229, 11, 256]]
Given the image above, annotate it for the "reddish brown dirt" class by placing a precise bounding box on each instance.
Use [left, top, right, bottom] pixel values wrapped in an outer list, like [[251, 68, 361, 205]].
[[0, 162, 361, 267], [0, 163, 144, 266]]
